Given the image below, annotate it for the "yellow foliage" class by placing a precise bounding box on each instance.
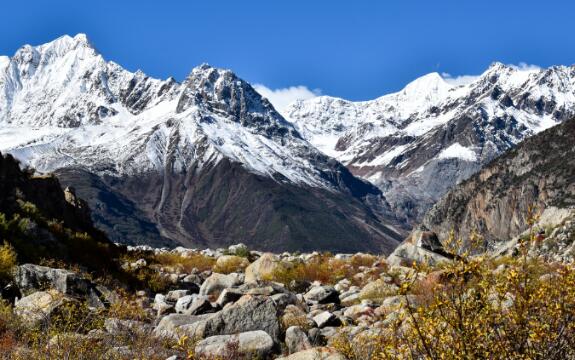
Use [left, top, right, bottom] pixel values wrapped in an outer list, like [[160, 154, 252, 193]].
[[0, 242, 17, 281]]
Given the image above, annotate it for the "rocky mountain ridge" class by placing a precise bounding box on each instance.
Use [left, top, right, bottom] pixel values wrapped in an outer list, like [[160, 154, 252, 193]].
[[287, 63, 575, 223], [423, 116, 575, 250], [0, 34, 406, 252]]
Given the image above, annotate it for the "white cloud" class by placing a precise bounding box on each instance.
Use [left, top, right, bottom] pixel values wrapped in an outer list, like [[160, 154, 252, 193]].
[[440, 72, 480, 86], [509, 62, 541, 72], [253, 84, 321, 113]]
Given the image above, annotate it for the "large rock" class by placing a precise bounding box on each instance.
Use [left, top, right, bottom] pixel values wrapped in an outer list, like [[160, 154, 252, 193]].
[[184, 295, 281, 343], [313, 311, 341, 328], [199, 273, 243, 299], [15, 290, 77, 327], [304, 286, 340, 304], [13, 264, 112, 308], [285, 326, 312, 354], [276, 347, 347, 360], [152, 313, 213, 340], [244, 253, 285, 283], [358, 279, 398, 302], [194, 330, 274, 359]]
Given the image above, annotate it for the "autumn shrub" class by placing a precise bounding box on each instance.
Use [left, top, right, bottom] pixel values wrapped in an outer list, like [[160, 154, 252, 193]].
[[333, 210, 575, 360], [153, 252, 215, 273], [0, 242, 17, 282], [269, 253, 385, 287], [212, 256, 249, 274]]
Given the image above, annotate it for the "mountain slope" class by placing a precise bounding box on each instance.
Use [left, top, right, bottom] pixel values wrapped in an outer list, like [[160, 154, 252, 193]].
[[286, 64, 575, 223], [0, 151, 121, 271], [0, 35, 406, 253], [422, 117, 575, 248]]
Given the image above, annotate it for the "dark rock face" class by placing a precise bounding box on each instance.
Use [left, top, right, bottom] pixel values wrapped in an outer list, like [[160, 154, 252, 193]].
[[58, 158, 405, 253], [423, 117, 575, 248], [0, 152, 120, 272]]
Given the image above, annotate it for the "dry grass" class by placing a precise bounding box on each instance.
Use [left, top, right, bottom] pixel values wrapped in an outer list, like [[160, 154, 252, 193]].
[[153, 252, 215, 274]]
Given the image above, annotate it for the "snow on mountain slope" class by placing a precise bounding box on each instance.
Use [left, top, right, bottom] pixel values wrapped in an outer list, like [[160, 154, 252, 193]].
[[0, 34, 406, 252], [287, 63, 575, 222], [0, 35, 341, 189]]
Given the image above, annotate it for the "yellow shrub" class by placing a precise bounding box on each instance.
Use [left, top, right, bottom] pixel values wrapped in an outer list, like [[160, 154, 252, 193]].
[[0, 242, 17, 281], [153, 252, 215, 273]]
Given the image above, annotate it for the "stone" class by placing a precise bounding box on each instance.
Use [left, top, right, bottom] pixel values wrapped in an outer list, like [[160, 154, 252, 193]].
[[194, 330, 274, 359], [15, 290, 77, 327], [270, 292, 298, 310], [184, 297, 217, 315], [216, 288, 244, 308], [343, 304, 374, 320], [244, 253, 285, 283], [175, 295, 196, 313], [182, 274, 202, 285], [199, 273, 243, 299], [285, 326, 312, 354], [304, 286, 340, 304], [14, 264, 111, 308], [358, 279, 398, 302], [275, 347, 347, 360], [153, 294, 174, 316], [153, 313, 213, 340], [165, 289, 191, 303], [312, 311, 340, 328], [199, 295, 281, 343]]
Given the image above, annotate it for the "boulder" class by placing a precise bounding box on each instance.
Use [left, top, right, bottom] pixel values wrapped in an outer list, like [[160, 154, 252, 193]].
[[153, 313, 213, 340], [14, 264, 111, 308], [313, 311, 341, 328], [285, 326, 312, 354], [304, 286, 340, 304], [244, 253, 285, 283], [194, 330, 274, 359], [199, 273, 243, 299], [199, 295, 281, 343], [184, 297, 217, 315], [153, 294, 174, 316], [275, 347, 347, 360], [14, 290, 77, 327], [175, 295, 196, 313], [216, 288, 244, 308], [358, 279, 398, 302], [165, 290, 192, 303]]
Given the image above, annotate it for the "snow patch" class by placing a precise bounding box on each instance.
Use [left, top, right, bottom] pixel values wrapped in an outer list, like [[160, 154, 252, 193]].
[[437, 143, 477, 162]]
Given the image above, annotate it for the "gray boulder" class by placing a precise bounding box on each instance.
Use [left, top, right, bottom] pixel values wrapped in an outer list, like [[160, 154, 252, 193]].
[[304, 286, 340, 304], [194, 330, 274, 359], [313, 311, 341, 328], [15, 290, 77, 327], [199, 273, 243, 299], [276, 347, 347, 360], [285, 326, 312, 354]]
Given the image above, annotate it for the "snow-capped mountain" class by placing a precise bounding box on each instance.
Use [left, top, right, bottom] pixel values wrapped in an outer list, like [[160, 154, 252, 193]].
[[0, 34, 406, 253], [286, 63, 575, 223]]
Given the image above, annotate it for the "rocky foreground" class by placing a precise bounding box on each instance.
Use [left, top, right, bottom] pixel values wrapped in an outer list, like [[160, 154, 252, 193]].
[[4, 221, 575, 360]]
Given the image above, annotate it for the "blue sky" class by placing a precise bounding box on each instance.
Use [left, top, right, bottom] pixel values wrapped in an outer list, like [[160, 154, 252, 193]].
[[1, 0, 574, 104]]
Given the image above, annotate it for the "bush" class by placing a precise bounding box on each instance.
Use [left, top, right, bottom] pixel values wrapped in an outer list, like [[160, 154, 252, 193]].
[[153, 252, 215, 273], [332, 218, 575, 360], [0, 242, 17, 282]]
